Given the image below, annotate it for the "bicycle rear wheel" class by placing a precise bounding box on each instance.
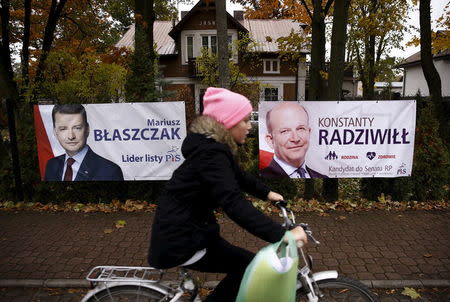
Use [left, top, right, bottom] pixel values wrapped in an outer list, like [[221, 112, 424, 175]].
[[86, 285, 166, 302], [296, 276, 378, 302]]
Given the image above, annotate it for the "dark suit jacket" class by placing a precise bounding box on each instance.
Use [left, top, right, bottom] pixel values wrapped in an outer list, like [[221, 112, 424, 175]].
[[260, 158, 328, 178], [44, 146, 124, 181]]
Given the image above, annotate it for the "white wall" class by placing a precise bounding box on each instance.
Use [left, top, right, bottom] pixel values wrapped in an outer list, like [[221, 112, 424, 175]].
[[403, 59, 450, 97], [342, 80, 357, 98]]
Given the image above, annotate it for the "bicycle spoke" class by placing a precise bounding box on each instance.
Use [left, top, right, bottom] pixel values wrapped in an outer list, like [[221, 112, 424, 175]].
[[85, 285, 167, 302], [296, 277, 377, 302]]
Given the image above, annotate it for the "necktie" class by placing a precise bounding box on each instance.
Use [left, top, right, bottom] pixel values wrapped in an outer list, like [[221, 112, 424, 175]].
[[63, 158, 75, 181], [297, 167, 306, 178]]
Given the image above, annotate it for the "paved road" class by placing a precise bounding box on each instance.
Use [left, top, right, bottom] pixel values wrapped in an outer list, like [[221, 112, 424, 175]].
[[1, 210, 448, 282], [0, 210, 449, 301]]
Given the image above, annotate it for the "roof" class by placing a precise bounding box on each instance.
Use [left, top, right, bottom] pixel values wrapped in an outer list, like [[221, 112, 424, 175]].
[[243, 19, 308, 53], [115, 19, 307, 55], [168, 0, 248, 39], [396, 49, 450, 68], [116, 22, 176, 55]]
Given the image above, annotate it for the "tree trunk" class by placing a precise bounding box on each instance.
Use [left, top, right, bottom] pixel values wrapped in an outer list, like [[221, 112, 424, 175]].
[[367, 35, 376, 99], [324, 0, 350, 202], [126, 0, 156, 101], [305, 0, 333, 199], [0, 0, 20, 101], [361, 0, 378, 100], [216, 0, 230, 89], [308, 0, 326, 101], [5, 98, 24, 201], [420, 0, 442, 102], [21, 0, 31, 87], [0, 1, 23, 200], [34, 0, 68, 88], [327, 0, 350, 101]]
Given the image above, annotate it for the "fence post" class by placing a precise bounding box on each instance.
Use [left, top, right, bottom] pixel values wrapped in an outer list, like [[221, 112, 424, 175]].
[[5, 98, 24, 201]]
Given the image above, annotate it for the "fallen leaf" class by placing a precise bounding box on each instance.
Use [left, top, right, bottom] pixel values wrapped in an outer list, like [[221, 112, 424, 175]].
[[337, 216, 347, 221], [104, 228, 113, 234], [401, 287, 421, 299], [423, 253, 433, 258], [73, 203, 84, 212], [3, 201, 14, 208], [134, 204, 144, 210], [115, 220, 127, 228]]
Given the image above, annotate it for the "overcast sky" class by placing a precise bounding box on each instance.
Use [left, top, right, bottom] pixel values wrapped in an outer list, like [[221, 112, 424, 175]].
[[178, 0, 449, 60]]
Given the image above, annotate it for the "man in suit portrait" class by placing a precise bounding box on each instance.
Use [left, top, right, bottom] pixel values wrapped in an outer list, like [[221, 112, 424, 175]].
[[260, 102, 327, 178], [44, 104, 124, 181]]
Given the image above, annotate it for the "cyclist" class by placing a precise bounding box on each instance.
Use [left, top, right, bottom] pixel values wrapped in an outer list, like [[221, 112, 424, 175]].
[[148, 87, 307, 302]]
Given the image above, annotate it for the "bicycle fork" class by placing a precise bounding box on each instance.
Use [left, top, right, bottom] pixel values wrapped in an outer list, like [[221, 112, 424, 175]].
[[298, 265, 324, 302]]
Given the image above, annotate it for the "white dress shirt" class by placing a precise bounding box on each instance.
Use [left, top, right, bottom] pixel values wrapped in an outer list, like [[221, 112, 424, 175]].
[[62, 145, 89, 181], [273, 156, 310, 178]]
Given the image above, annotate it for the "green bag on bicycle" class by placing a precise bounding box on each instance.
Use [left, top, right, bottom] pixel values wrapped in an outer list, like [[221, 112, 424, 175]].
[[235, 231, 299, 302]]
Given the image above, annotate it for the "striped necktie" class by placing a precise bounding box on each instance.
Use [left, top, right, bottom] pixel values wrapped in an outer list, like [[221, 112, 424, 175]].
[[297, 167, 306, 178]]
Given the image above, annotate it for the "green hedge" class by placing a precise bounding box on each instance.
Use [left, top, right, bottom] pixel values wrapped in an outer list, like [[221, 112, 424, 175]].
[[361, 96, 450, 201]]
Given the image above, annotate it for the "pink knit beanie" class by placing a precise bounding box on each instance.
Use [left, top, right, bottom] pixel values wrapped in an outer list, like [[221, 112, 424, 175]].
[[202, 87, 253, 129]]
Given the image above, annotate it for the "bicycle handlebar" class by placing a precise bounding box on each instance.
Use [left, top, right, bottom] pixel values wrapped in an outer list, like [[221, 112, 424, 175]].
[[275, 200, 320, 245]]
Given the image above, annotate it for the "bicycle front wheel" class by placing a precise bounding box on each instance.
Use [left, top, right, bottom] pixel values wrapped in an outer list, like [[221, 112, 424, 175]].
[[296, 276, 378, 302], [85, 285, 166, 302]]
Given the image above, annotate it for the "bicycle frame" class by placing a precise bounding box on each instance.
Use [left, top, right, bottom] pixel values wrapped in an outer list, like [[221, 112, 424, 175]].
[[276, 201, 339, 302]]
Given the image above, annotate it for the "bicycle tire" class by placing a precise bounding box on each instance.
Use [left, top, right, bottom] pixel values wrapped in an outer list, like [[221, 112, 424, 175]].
[[296, 276, 378, 302], [85, 285, 167, 302]]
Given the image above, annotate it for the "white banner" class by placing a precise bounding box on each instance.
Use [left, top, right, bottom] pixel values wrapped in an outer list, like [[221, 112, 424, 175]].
[[35, 102, 186, 181], [258, 100, 416, 178]]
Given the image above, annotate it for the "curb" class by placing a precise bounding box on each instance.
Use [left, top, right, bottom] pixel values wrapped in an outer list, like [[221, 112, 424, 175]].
[[1, 279, 449, 289], [0, 279, 90, 288], [361, 279, 450, 288]]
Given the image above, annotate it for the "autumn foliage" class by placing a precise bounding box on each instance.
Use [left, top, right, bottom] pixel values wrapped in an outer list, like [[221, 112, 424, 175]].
[[406, 2, 450, 54]]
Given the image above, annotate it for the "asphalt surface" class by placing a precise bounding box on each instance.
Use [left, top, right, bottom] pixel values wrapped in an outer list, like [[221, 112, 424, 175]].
[[0, 209, 449, 301]]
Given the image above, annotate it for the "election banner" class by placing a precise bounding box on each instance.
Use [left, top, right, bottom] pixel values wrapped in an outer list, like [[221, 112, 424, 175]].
[[34, 102, 186, 181], [259, 100, 416, 178]]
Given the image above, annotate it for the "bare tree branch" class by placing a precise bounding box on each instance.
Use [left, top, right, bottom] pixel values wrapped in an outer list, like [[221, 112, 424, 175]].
[[62, 14, 90, 37], [35, 0, 68, 86], [299, 0, 313, 20], [324, 0, 335, 15]]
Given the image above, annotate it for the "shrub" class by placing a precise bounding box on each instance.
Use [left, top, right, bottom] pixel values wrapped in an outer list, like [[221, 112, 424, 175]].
[[410, 99, 449, 200]]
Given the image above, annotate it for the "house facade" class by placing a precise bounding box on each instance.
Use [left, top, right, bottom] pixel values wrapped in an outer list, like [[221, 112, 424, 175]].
[[397, 50, 450, 97], [116, 0, 309, 112]]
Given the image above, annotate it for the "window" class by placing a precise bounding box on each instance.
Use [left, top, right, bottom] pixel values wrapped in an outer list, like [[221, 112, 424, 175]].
[[263, 59, 280, 74], [186, 36, 194, 59], [202, 35, 217, 53], [264, 88, 279, 101], [182, 31, 238, 64], [202, 35, 234, 56]]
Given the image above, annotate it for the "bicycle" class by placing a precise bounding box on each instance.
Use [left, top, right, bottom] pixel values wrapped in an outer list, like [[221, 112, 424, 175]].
[[81, 201, 378, 302]]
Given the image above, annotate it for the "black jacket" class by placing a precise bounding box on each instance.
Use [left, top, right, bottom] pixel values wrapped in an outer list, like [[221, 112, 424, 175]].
[[148, 116, 285, 269]]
